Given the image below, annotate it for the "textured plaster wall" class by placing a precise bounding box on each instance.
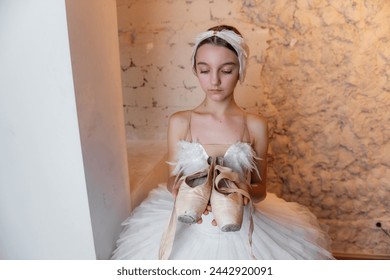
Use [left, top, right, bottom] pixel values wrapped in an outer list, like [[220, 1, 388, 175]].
[[117, 0, 390, 256]]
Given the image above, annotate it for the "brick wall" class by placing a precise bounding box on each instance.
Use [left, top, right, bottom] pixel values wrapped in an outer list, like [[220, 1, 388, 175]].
[[117, 0, 390, 256]]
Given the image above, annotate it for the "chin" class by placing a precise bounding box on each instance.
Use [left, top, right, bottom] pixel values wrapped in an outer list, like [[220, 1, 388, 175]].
[[208, 93, 224, 99]]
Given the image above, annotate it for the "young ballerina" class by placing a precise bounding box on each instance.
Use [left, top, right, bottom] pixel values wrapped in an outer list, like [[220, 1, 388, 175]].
[[111, 25, 334, 260]]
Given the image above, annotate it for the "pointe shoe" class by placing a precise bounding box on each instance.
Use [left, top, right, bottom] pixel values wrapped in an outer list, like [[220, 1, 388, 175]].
[[175, 157, 214, 224], [210, 157, 250, 232]]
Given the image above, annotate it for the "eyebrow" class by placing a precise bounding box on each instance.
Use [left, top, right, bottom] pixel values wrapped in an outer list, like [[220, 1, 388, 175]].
[[196, 61, 237, 67]]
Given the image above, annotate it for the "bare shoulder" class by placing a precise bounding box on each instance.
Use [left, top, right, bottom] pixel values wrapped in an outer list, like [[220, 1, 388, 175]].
[[245, 112, 268, 133], [168, 110, 192, 139], [169, 110, 191, 127]]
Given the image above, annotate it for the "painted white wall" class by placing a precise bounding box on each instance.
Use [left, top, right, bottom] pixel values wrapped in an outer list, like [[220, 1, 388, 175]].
[[0, 0, 130, 259], [65, 0, 131, 259], [0, 0, 96, 259]]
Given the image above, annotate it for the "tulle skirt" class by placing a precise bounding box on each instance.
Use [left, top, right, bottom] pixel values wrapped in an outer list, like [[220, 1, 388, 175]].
[[111, 185, 334, 260]]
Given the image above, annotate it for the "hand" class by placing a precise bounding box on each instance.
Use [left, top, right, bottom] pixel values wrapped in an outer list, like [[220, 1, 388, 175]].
[[199, 198, 249, 226], [206, 204, 218, 226], [170, 177, 183, 199], [171, 186, 179, 199], [196, 204, 213, 224]]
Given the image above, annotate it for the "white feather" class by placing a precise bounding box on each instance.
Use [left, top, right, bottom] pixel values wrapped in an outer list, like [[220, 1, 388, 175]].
[[169, 141, 260, 181], [224, 142, 261, 180], [170, 141, 209, 176]]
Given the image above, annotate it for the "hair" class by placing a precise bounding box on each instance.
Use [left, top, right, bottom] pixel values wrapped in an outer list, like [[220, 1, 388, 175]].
[[192, 25, 248, 82], [195, 25, 242, 57]]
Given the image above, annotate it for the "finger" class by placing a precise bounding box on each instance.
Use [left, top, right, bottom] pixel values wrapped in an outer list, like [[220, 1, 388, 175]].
[[171, 185, 179, 198], [172, 188, 179, 198], [211, 219, 217, 227], [172, 181, 181, 197], [197, 218, 203, 224], [243, 197, 249, 205]]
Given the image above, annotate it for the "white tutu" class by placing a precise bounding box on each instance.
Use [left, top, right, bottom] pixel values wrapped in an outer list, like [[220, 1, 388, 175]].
[[111, 184, 334, 260]]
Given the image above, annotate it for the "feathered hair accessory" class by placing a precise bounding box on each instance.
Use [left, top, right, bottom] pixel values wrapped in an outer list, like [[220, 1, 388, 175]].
[[191, 29, 249, 83]]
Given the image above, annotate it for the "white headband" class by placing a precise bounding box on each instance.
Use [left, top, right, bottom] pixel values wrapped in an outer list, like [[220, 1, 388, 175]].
[[191, 29, 249, 83]]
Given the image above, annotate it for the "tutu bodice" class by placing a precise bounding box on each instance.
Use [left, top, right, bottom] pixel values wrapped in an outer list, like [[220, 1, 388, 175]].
[[171, 141, 259, 181]]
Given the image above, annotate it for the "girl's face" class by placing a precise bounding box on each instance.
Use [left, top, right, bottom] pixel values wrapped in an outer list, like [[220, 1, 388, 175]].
[[195, 44, 239, 102]]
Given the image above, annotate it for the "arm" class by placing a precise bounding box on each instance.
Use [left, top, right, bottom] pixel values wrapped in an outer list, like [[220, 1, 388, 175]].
[[166, 111, 190, 197], [247, 113, 268, 203]]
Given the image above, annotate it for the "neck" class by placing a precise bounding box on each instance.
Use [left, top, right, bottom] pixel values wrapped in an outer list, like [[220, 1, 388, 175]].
[[200, 96, 239, 117]]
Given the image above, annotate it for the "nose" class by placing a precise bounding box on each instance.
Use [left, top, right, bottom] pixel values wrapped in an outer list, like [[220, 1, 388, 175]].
[[211, 71, 221, 86]]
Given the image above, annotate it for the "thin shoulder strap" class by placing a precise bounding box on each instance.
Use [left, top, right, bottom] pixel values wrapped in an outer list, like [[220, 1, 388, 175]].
[[184, 111, 193, 142], [240, 112, 250, 142]]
